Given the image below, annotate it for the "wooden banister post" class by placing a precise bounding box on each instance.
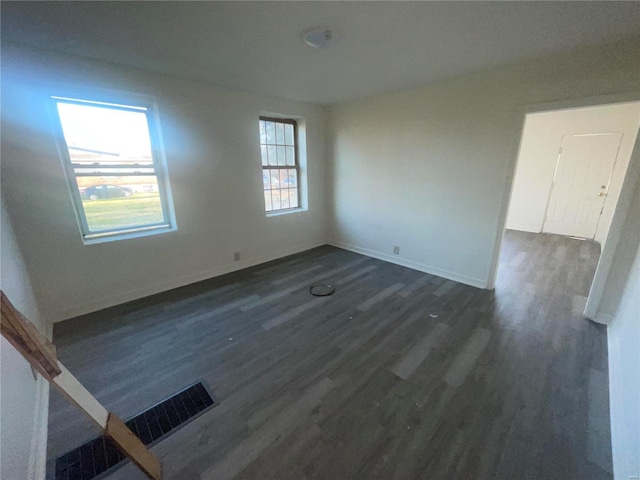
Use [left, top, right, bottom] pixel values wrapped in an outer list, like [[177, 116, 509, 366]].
[[1, 290, 162, 480]]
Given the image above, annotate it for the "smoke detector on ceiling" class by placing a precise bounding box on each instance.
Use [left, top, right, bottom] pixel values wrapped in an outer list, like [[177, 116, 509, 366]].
[[303, 28, 339, 49]]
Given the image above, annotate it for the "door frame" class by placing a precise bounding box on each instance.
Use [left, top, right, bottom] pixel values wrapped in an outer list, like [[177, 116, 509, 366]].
[[486, 91, 640, 324]]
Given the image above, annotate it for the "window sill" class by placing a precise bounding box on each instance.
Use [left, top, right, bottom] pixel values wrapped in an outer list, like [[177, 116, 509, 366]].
[[82, 224, 176, 245], [266, 207, 306, 218]]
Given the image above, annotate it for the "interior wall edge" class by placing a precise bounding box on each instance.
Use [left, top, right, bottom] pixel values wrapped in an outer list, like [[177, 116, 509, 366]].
[[1, 196, 51, 480], [329, 240, 488, 290], [606, 241, 640, 479], [585, 133, 640, 321]]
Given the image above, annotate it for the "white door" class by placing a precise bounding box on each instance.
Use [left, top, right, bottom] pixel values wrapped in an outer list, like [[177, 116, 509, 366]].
[[542, 133, 622, 239]]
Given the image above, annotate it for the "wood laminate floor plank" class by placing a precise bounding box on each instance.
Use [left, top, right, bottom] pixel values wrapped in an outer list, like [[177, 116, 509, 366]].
[[46, 232, 609, 479]]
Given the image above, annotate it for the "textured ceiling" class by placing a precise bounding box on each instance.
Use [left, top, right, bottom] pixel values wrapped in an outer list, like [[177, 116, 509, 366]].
[[2, 1, 640, 105]]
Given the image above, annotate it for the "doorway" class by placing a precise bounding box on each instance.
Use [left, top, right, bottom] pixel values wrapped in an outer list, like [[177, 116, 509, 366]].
[[487, 96, 640, 320], [504, 102, 640, 245], [486, 95, 640, 480]]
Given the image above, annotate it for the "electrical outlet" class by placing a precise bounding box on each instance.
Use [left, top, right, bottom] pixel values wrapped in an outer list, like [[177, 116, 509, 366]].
[[393, 246, 400, 255], [234, 252, 241, 261]]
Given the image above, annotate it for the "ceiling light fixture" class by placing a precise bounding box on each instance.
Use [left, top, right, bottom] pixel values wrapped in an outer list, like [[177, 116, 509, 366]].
[[303, 28, 339, 49]]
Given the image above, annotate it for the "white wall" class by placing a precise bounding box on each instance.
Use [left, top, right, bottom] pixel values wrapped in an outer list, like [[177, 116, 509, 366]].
[[1, 198, 50, 480], [604, 171, 640, 480], [506, 103, 640, 244], [2, 32, 639, 480], [1, 46, 328, 322], [327, 37, 640, 288]]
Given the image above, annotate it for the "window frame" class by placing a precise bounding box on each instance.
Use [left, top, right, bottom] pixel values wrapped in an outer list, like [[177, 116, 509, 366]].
[[259, 116, 301, 214], [51, 95, 176, 243]]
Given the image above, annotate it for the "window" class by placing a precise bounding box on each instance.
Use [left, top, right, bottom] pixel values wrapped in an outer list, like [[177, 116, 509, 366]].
[[259, 117, 300, 212], [52, 96, 175, 242]]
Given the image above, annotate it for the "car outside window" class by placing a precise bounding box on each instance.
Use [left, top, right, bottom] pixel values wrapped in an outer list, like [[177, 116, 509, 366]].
[[52, 96, 175, 242]]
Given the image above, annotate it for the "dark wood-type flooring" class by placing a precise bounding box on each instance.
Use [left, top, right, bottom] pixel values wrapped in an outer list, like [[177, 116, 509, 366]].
[[47, 230, 611, 479]]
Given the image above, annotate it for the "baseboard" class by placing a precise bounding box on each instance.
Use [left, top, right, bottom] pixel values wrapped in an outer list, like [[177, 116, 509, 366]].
[[505, 223, 541, 233], [329, 240, 487, 289], [594, 313, 614, 325], [52, 240, 326, 322]]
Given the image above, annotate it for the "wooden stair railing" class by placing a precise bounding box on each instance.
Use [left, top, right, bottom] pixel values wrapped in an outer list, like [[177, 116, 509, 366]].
[[1, 290, 162, 480]]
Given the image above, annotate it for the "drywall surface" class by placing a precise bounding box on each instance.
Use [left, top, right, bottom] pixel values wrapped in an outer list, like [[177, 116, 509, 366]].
[[327, 38, 640, 288], [608, 245, 640, 480], [1, 199, 50, 480], [598, 164, 640, 318], [605, 173, 640, 479], [506, 103, 640, 244], [1, 47, 328, 321]]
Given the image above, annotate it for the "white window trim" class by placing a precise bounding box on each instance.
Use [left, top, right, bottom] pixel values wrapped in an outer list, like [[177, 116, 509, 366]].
[[51, 93, 177, 244], [259, 113, 309, 217]]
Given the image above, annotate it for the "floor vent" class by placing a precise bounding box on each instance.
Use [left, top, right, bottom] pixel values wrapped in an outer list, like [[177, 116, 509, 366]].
[[54, 382, 218, 480]]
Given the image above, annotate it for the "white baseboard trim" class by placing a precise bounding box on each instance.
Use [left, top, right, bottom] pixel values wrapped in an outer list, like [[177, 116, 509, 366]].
[[505, 223, 541, 233], [593, 312, 614, 325], [329, 240, 488, 289], [53, 240, 326, 322]]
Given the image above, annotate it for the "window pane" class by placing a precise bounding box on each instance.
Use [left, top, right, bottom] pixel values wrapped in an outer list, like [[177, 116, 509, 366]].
[[57, 103, 153, 167], [55, 98, 175, 240], [289, 188, 299, 208], [285, 124, 294, 145], [267, 146, 278, 166], [280, 188, 290, 209], [264, 190, 273, 211], [285, 146, 295, 166], [259, 119, 299, 214], [265, 121, 276, 144], [76, 176, 165, 232], [260, 145, 268, 166], [269, 171, 279, 190], [276, 123, 285, 144], [272, 189, 282, 210], [285, 169, 297, 188], [279, 169, 288, 187]]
